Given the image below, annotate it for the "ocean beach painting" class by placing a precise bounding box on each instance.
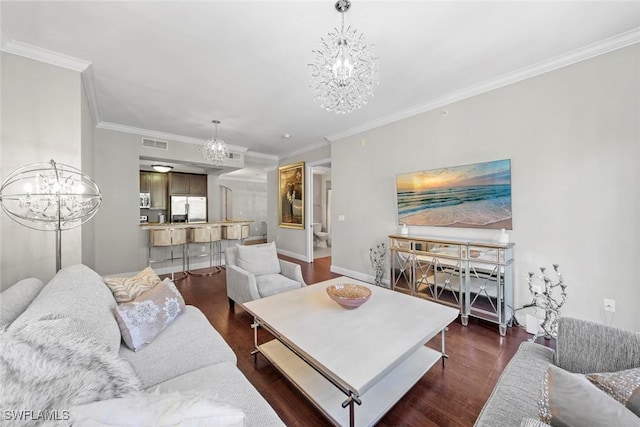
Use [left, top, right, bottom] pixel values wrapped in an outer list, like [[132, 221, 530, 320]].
[[396, 159, 512, 229]]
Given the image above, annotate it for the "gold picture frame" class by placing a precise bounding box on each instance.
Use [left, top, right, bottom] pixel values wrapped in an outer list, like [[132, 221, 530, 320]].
[[279, 162, 305, 229]]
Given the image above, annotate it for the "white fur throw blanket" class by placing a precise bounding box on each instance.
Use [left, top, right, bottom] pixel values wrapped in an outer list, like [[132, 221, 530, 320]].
[[0, 316, 142, 426]]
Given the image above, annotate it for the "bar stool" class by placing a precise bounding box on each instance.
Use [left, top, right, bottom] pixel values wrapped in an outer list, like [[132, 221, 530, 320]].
[[148, 228, 187, 281], [186, 225, 222, 276]]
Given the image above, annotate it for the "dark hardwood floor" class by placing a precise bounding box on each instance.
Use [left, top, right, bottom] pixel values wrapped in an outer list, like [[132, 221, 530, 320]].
[[174, 256, 550, 427]]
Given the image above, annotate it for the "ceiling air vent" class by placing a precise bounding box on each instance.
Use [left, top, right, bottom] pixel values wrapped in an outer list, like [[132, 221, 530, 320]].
[[141, 138, 168, 150]]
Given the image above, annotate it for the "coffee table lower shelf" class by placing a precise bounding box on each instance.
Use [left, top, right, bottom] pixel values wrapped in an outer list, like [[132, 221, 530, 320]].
[[258, 339, 441, 427]]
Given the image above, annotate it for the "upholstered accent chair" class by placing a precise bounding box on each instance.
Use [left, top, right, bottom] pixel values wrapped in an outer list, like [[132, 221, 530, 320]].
[[224, 242, 306, 309]]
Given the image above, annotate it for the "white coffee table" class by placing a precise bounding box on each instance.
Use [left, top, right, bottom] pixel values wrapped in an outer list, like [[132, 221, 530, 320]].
[[243, 277, 459, 427]]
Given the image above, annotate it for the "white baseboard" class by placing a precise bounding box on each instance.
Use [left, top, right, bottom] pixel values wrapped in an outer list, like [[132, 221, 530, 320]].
[[276, 248, 308, 262], [329, 265, 390, 287]]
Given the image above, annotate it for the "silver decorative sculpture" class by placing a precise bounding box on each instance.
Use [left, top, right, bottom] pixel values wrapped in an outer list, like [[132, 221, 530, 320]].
[[369, 243, 387, 287], [526, 264, 566, 341]]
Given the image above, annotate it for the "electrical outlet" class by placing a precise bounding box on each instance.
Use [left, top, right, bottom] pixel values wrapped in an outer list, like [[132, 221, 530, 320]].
[[201, 246, 206, 253], [338, 215, 345, 221], [604, 298, 616, 312]]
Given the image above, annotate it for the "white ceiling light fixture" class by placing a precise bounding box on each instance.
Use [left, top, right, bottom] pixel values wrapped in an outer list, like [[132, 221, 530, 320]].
[[309, 0, 379, 115], [151, 164, 173, 173], [203, 120, 229, 166]]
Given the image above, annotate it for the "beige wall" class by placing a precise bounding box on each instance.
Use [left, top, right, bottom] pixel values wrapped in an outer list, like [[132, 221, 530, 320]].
[[331, 45, 640, 330], [0, 53, 83, 289]]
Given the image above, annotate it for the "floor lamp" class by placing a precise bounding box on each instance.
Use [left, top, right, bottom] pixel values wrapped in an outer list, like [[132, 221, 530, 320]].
[[0, 159, 102, 272]]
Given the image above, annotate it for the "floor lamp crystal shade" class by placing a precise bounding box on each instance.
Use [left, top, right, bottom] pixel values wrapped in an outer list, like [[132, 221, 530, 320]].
[[0, 159, 102, 271]]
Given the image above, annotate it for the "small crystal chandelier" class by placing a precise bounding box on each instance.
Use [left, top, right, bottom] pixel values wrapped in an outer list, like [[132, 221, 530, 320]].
[[202, 120, 229, 165], [309, 0, 379, 115]]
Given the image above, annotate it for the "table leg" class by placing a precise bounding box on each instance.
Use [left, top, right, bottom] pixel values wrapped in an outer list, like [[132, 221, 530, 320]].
[[341, 393, 361, 427], [441, 327, 450, 368], [251, 320, 260, 363]]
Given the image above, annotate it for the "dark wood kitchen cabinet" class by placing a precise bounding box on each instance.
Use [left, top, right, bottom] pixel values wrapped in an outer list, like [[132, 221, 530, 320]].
[[139, 172, 167, 210], [169, 172, 207, 196], [149, 173, 167, 209]]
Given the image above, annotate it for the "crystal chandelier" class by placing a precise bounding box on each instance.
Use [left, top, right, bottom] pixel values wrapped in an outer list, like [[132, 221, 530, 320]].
[[0, 159, 102, 271], [309, 0, 379, 115], [203, 120, 229, 165]]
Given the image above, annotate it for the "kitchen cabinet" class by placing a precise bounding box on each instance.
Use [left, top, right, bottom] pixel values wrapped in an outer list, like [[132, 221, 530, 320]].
[[139, 172, 167, 210], [139, 172, 150, 193], [189, 174, 207, 196], [149, 173, 167, 209], [169, 172, 207, 196]]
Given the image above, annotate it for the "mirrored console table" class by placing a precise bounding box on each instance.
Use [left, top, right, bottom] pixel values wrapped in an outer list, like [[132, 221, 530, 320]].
[[389, 235, 514, 336]]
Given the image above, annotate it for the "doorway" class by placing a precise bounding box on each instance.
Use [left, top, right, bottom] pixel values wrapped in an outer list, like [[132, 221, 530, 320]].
[[310, 164, 331, 260]]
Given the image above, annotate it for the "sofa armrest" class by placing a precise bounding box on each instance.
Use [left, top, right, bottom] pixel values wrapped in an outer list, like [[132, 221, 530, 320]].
[[225, 264, 261, 305], [279, 259, 307, 286], [0, 278, 45, 328], [556, 317, 640, 373]]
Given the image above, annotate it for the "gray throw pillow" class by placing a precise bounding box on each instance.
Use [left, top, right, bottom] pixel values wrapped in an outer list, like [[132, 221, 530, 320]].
[[539, 365, 639, 426], [236, 242, 281, 276], [520, 418, 551, 427], [0, 278, 45, 328], [587, 367, 640, 417], [114, 278, 186, 351]]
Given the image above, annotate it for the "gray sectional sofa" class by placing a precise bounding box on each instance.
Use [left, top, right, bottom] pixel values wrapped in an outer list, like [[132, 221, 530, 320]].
[[475, 317, 640, 426], [0, 264, 284, 426]]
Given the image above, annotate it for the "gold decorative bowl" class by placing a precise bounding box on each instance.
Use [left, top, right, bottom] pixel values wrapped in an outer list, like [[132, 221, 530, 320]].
[[326, 284, 372, 309]]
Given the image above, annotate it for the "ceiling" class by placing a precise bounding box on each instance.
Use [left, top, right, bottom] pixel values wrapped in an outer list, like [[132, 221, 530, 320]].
[[2, 1, 640, 171]]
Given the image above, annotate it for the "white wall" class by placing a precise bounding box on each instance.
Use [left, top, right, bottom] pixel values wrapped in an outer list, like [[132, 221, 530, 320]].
[[331, 45, 640, 330], [0, 53, 83, 289]]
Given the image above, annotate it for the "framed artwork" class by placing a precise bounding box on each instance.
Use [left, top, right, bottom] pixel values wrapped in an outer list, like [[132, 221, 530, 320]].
[[396, 159, 512, 229], [279, 162, 305, 229]]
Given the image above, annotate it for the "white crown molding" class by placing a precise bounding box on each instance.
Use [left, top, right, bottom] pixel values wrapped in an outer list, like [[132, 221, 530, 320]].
[[96, 121, 249, 153], [81, 65, 101, 126], [0, 39, 91, 72], [326, 28, 640, 142]]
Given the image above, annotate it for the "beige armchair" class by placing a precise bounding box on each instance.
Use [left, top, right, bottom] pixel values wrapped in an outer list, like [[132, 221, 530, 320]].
[[225, 242, 306, 310]]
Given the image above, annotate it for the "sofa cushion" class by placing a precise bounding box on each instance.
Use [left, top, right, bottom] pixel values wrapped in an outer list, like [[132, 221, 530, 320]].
[[237, 242, 281, 276], [119, 306, 237, 389], [255, 274, 300, 298], [539, 365, 639, 426], [587, 367, 640, 417], [150, 363, 284, 427], [9, 264, 122, 354], [474, 342, 555, 427], [0, 316, 141, 424], [114, 278, 186, 351], [104, 266, 162, 303], [71, 391, 245, 427], [0, 277, 45, 328]]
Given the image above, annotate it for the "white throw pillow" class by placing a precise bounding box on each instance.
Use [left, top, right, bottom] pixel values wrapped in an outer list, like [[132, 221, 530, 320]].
[[236, 242, 281, 276], [70, 391, 246, 427], [113, 278, 186, 351]]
